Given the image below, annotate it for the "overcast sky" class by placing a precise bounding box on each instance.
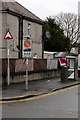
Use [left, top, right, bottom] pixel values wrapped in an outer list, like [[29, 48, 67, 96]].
[[16, 0, 79, 20]]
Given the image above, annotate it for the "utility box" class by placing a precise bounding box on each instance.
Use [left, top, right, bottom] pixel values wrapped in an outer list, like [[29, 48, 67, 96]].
[[61, 66, 68, 82]]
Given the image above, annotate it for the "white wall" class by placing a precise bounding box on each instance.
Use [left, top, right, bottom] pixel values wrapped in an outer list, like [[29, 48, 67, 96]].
[[1, 13, 42, 58], [2, 13, 19, 58], [23, 20, 42, 59]]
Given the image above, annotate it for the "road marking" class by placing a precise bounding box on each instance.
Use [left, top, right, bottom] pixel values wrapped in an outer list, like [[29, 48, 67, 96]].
[[0, 85, 79, 104]]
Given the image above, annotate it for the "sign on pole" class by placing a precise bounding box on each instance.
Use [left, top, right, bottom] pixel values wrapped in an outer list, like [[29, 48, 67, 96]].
[[4, 31, 13, 40], [4, 30, 13, 86], [24, 40, 31, 49], [22, 36, 31, 90], [23, 36, 32, 58]]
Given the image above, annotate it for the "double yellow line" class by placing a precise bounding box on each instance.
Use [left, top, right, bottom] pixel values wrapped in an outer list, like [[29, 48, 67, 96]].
[[0, 85, 79, 104]]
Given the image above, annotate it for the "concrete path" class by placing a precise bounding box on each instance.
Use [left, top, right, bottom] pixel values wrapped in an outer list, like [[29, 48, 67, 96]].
[[1, 77, 80, 101]]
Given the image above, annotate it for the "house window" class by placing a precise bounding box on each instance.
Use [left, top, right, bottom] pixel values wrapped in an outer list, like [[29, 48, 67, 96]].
[[28, 23, 31, 37]]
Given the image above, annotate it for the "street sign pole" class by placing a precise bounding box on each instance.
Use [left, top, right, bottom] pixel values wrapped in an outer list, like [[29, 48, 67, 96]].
[[25, 58, 28, 89], [23, 36, 32, 90], [7, 43, 10, 86], [4, 29, 13, 86]]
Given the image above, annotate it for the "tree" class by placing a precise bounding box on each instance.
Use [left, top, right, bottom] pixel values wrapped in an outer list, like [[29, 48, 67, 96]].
[[43, 17, 71, 52], [54, 12, 78, 44]]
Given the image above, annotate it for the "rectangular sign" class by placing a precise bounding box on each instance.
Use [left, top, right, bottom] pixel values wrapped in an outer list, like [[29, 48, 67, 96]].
[[22, 36, 32, 58]]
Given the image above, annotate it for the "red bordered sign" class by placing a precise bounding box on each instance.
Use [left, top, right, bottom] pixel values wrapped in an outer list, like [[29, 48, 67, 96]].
[[24, 40, 31, 48], [4, 31, 13, 40]]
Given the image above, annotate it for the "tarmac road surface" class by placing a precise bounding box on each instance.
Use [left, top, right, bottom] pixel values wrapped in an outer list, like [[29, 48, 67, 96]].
[[2, 85, 79, 118]]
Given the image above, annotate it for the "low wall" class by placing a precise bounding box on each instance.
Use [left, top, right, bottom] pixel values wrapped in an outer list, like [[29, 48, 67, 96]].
[[2, 58, 58, 76], [2, 58, 59, 84], [3, 69, 60, 84]]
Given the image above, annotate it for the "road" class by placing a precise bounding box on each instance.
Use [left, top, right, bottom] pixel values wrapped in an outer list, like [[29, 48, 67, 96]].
[[2, 85, 79, 118]]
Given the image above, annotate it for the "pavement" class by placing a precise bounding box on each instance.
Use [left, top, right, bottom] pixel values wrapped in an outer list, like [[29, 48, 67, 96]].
[[1, 77, 80, 101]]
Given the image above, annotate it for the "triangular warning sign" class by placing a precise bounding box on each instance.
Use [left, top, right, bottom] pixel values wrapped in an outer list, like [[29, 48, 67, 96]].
[[4, 31, 13, 39]]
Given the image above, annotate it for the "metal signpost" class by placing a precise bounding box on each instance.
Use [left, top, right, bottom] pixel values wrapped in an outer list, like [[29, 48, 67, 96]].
[[4, 30, 13, 85], [25, 58, 28, 90], [7, 48, 10, 85], [23, 36, 32, 90]]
